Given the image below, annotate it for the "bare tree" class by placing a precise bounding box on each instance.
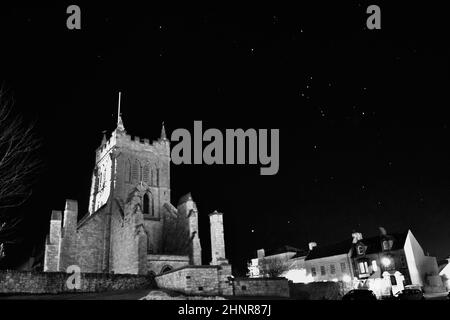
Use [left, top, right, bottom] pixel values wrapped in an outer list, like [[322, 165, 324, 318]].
[[0, 90, 41, 260], [0, 91, 40, 210], [258, 258, 290, 278]]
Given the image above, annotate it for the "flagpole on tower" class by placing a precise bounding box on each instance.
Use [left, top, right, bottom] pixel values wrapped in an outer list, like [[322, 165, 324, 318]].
[[116, 91, 125, 132], [117, 91, 122, 125]]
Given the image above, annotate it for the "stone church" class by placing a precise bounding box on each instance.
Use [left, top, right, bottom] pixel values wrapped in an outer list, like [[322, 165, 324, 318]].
[[44, 113, 229, 276]]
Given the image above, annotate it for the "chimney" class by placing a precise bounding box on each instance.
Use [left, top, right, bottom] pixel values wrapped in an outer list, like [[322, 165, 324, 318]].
[[308, 242, 317, 251], [352, 232, 363, 244], [257, 249, 265, 259]]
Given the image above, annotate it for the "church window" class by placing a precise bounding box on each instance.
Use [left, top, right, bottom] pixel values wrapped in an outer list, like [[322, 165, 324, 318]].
[[143, 193, 150, 214], [143, 192, 155, 216], [132, 160, 140, 181], [126, 159, 132, 182], [157, 168, 160, 186], [99, 170, 103, 189], [143, 164, 150, 184], [94, 171, 99, 194]]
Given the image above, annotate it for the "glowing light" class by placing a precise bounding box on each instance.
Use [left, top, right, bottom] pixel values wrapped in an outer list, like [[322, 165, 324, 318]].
[[372, 260, 378, 272], [282, 269, 313, 284], [342, 275, 352, 283], [381, 257, 391, 267]]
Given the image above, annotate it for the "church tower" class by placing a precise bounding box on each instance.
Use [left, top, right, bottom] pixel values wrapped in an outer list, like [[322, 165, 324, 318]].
[[87, 94, 171, 272]]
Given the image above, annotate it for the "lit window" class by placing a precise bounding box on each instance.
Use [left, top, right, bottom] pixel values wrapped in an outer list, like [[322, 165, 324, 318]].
[[358, 261, 369, 274], [372, 260, 378, 272]]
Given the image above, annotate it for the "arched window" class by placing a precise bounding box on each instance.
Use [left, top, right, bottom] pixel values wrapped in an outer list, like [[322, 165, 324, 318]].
[[126, 159, 132, 182], [93, 170, 99, 194], [143, 192, 154, 216], [99, 170, 103, 189], [143, 193, 150, 214], [156, 168, 160, 186], [132, 160, 140, 182], [143, 164, 150, 184], [160, 265, 173, 274]]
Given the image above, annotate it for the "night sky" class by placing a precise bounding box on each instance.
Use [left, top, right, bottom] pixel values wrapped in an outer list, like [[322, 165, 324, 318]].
[[0, 2, 449, 275]]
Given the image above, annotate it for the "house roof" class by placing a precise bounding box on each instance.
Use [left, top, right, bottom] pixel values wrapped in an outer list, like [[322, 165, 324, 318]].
[[264, 245, 306, 257], [350, 232, 408, 258], [305, 239, 353, 260], [438, 258, 449, 273], [305, 231, 409, 261]]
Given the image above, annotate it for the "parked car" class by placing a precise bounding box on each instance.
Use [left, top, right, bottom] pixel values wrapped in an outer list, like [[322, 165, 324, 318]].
[[396, 288, 425, 300], [342, 289, 377, 301]]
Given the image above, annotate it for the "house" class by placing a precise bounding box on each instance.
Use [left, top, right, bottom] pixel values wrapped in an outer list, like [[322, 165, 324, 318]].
[[303, 228, 444, 298], [439, 258, 450, 290], [350, 228, 444, 297], [304, 239, 354, 285]]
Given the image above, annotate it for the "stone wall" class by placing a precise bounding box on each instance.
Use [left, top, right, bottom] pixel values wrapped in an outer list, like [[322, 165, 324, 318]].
[[233, 278, 290, 298], [147, 254, 190, 275], [75, 211, 106, 273], [289, 281, 345, 300], [0, 270, 154, 295], [155, 265, 233, 296]]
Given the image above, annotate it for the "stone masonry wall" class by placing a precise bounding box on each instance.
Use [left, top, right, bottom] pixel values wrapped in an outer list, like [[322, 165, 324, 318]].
[[233, 278, 290, 298], [147, 254, 190, 275], [75, 211, 106, 273], [0, 270, 154, 294], [155, 265, 233, 296]]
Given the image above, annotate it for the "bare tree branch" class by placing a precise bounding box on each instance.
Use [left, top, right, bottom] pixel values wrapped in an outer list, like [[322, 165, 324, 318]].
[[258, 258, 290, 278], [0, 90, 41, 262], [0, 90, 41, 211]]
